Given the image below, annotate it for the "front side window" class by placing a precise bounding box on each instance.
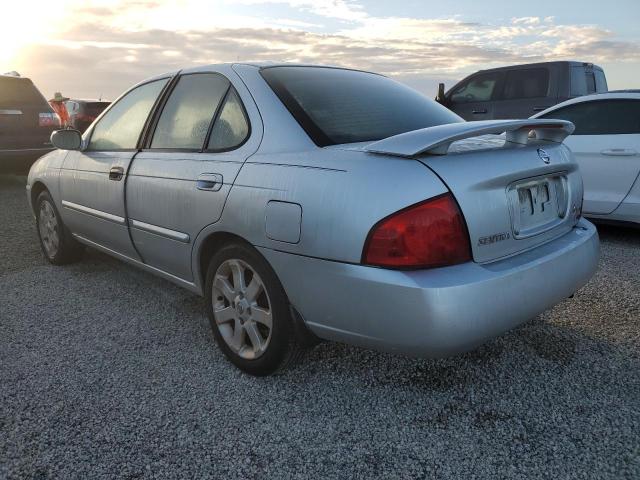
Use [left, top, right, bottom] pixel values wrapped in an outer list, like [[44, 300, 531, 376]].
[[501, 68, 549, 99], [261, 66, 461, 146], [151, 73, 229, 149], [540, 99, 640, 135], [450, 73, 502, 104], [89, 78, 168, 150]]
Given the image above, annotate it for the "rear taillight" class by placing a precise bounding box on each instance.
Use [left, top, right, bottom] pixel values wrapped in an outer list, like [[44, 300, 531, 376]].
[[362, 193, 471, 269]]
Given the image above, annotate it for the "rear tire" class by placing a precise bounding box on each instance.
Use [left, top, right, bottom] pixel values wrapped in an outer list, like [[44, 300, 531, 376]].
[[35, 190, 83, 265], [205, 242, 306, 376]]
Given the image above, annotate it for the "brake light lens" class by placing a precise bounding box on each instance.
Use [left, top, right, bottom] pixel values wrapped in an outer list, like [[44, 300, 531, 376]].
[[363, 193, 471, 269]]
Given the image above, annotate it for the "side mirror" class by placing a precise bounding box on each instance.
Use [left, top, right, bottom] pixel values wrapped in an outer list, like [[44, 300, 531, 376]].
[[51, 129, 82, 151], [435, 82, 446, 104]]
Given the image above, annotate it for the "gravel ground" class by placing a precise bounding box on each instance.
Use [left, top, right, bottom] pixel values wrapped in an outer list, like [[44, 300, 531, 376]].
[[1, 174, 639, 479]]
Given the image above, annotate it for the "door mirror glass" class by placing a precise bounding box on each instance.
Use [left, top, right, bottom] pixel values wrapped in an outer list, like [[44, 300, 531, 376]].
[[51, 129, 82, 150]]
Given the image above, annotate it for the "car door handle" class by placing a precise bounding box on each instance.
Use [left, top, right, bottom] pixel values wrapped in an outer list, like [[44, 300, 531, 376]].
[[601, 148, 638, 157], [472, 109, 487, 114], [532, 106, 550, 112], [196, 173, 223, 192], [109, 166, 124, 181]]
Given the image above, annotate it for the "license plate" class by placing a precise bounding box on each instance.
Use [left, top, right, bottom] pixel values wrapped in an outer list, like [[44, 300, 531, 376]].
[[508, 175, 567, 238]]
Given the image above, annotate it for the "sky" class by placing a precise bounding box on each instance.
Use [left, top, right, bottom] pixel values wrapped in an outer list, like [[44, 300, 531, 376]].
[[2, 0, 639, 100]]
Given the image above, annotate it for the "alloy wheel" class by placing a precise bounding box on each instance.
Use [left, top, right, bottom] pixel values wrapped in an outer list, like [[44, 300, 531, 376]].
[[212, 259, 273, 360], [38, 200, 59, 258]]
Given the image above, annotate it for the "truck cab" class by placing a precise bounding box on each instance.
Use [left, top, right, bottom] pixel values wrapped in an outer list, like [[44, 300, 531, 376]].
[[436, 61, 608, 121]]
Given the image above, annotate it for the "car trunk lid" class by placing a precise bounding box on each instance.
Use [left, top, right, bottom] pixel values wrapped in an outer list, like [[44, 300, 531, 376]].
[[363, 120, 583, 263]]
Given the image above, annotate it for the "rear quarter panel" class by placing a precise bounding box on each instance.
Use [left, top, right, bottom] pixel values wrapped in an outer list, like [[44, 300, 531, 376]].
[[193, 148, 449, 266]]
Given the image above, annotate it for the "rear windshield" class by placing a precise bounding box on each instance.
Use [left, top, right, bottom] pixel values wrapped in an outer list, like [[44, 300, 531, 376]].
[[261, 66, 462, 146], [0, 77, 48, 108]]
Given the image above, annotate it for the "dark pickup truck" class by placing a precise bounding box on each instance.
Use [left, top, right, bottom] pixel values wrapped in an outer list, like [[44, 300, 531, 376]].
[[436, 61, 608, 121], [0, 73, 59, 173]]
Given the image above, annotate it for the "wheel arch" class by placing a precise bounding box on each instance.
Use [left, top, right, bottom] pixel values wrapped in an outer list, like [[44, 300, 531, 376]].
[[30, 181, 49, 214], [195, 231, 253, 292]]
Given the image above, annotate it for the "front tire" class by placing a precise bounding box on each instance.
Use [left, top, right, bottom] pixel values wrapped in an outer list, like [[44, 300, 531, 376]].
[[205, 243, 305, 376], [35, 190, 83, 265]]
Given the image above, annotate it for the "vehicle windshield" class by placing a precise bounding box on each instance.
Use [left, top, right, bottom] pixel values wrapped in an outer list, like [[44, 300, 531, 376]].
[[261, 66, 462, 146]]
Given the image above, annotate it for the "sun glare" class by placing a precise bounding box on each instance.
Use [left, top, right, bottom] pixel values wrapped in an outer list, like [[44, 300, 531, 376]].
[[0, 0, 77, 71]]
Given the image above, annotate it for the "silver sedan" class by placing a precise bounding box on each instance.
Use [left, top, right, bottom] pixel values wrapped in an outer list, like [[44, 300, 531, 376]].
[[27, 64, 599, 375]]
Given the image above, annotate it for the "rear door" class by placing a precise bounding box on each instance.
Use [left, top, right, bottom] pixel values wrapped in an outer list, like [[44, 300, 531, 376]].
[[446, 71, 503, 121], [0, 76, 56, 151], [539, 99, 640, 214], [59, 77, 170, 258], [126, 69, 259, 281], [493, 67, 554, 119]]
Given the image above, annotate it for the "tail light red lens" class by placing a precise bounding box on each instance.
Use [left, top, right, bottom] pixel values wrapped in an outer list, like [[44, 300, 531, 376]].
[[362, 193, 472, 269]]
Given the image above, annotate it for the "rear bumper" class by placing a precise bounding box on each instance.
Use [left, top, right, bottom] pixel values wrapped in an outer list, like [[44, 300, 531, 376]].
[[259, 218, 599, 357], [0, 148, 53, 173]]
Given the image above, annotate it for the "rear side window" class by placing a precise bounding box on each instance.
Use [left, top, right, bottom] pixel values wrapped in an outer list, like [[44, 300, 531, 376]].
[[0, 77, 48, 108], [262, 66, 461, 146], [450, 72, 502, 103], [595, 70, 608, 92], [540, 99, 640, 135], [151, 73, 229, 149], [501, 68, 549, 99], [571, 67, 606, 96], [207, 89, 250, 151], [89, 78, 168, 150]]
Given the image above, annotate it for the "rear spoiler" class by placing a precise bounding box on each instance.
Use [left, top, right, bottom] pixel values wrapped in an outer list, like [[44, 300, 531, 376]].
[[364, 119, 575, 157]]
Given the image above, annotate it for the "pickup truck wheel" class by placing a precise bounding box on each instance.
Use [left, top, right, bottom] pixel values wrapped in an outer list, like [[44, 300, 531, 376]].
[[205, 243, 305, 376], [35, 191, 82, 265]]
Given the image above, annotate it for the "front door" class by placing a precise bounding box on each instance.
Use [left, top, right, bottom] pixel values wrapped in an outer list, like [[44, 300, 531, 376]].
[[60, 77, 170, 258], [126, 70, 258, 281], [447, 71, 503, 121]]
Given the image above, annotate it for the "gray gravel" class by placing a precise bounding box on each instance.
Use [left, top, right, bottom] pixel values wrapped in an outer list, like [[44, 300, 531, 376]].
[[1, 173, 639, 479]]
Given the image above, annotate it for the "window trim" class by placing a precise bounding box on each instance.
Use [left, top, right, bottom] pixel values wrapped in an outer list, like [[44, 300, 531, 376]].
[[84, 76, 173, 153]]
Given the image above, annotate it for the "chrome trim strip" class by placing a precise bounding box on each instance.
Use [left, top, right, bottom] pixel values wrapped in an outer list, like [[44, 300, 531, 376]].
[[129, 219, 190, 243], [61, 200, 126, 225], [0, 147, 52, 153], [0, 109, 22, 115]]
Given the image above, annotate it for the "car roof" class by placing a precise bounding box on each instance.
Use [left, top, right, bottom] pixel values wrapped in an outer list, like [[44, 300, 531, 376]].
[[476, 60, 603, 74], [531, 91, 640, 118], [180, 62, 380, 76]]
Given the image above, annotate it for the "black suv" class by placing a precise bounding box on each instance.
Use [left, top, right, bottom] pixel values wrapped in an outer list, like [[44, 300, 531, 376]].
[[436, 61, 608, 121], [0, 73, 59, 173]]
